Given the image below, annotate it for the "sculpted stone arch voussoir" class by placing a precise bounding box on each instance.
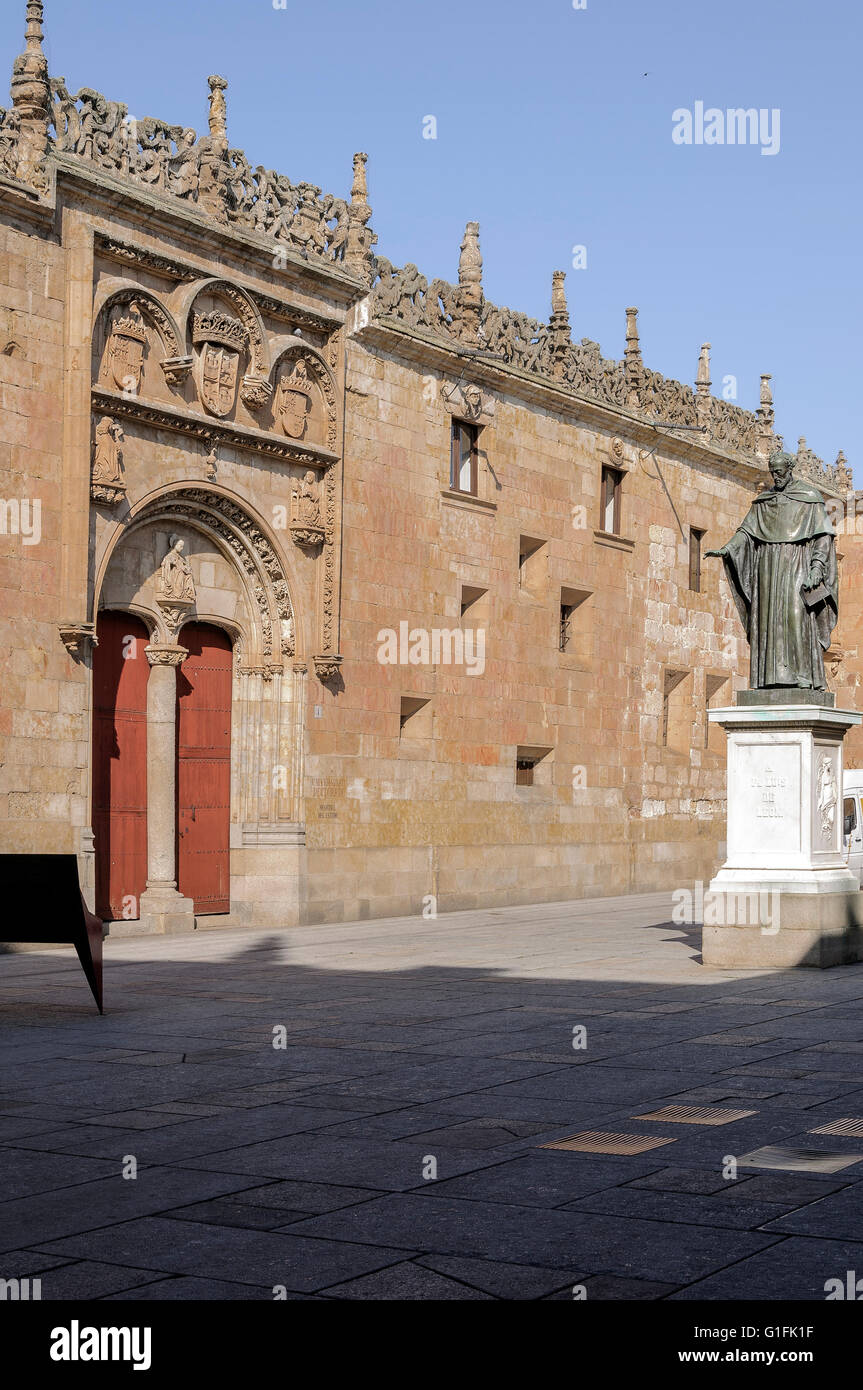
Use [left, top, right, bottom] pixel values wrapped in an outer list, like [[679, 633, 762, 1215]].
[[270, 340, 339, 452]]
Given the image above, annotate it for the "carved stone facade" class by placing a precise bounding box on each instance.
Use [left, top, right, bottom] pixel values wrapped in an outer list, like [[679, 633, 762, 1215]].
[[0, 4, 857, 930]]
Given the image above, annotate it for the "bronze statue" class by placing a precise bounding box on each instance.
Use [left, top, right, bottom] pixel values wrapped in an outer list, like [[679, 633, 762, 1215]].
[[707, 449, 837, 691]]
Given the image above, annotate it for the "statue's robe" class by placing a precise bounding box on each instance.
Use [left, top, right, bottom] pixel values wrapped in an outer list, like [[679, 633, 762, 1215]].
[[718, 480, 837, 689]]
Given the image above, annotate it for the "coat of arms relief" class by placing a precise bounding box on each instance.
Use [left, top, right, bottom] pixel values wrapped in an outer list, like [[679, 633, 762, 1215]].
[[192, 309, 248, 418], [99, 302, 147, 396]]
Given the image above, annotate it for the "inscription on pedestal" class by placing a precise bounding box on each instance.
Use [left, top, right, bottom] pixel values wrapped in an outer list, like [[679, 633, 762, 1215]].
[[728, 741, 801, 857]]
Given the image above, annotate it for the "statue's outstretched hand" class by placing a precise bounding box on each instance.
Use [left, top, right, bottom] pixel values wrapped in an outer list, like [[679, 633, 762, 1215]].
[[705, 548, 726, 558]]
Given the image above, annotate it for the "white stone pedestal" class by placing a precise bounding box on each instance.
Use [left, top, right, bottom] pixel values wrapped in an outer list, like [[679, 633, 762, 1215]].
[[704, 703, 863, 968]]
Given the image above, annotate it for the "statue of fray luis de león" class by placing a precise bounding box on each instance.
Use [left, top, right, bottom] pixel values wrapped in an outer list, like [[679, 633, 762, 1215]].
[[706, 449, 838, 692]]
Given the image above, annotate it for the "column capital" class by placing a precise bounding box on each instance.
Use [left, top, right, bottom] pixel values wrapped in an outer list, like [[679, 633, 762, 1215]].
[[145, 643, 188, 668]]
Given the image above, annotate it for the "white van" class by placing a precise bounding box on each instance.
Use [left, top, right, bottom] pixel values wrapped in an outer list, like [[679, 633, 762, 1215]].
[[843, 771, 863, 885]]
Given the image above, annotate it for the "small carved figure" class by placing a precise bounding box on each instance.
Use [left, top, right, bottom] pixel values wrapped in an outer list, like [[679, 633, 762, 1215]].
[[91, 416, 124, 486], [159, 535, 196, 602], [293, 470, 321, 527], [0, 107, 20, 177], [167, 128, 199, 199]]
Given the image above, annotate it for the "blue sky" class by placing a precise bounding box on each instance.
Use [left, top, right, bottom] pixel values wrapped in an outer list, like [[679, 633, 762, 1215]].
[[3, 0, 859, 478]]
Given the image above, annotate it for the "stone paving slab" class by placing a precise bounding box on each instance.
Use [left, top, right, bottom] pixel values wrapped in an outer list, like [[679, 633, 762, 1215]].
[[2, 890, 863, 1299]]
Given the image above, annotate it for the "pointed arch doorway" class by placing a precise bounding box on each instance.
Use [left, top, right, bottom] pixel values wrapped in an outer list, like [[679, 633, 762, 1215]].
[[176, 622, 233, 914]]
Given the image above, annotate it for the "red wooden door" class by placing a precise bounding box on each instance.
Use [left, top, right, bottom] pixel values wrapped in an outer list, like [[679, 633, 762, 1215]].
[[176, 623, 232, 914], [93, 611, 150, 920]]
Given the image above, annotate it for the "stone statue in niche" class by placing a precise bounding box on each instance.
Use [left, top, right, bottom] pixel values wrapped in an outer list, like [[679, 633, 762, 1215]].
[[275, 358, 313, 439], [100, 303, 146, 395], [159, 535, 196, 603], [290, 469, 324, 546], [707, 449, 838, 695], [90, 416, 125, 505]]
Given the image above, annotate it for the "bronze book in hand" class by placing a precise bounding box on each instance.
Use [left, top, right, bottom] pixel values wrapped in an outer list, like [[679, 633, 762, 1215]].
[[801, 581, 830, 609]]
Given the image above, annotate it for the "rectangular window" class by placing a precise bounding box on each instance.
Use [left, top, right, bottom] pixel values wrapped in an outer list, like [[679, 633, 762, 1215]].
[[515, 745, 553, 787], [689, 527, 704, 592], [601, 466, 623, 535], [450, 419, 478, 495]]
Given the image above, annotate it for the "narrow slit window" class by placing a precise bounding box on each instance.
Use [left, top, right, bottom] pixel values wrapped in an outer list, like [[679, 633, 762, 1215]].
[[689, 527, 704, 592]]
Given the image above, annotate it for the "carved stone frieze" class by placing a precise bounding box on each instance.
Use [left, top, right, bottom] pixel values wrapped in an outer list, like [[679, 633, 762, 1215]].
[[49, 75, 371, 273], [91, 385, 338, 469]]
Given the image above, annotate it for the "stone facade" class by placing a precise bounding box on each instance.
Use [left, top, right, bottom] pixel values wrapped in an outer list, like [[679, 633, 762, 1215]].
[[0, 3, 855, 930]]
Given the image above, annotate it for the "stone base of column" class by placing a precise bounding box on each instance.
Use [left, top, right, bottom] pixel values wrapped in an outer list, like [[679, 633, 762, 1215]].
[[704, 702, 863, 969], [137, 885, 196, 936]]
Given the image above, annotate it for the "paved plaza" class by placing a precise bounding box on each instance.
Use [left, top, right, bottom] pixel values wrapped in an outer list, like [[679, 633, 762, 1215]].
[[2, 893, 863, 1300]]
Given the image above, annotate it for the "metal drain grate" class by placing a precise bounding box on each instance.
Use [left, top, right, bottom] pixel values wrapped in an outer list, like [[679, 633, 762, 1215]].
[[737, 1145, 863, 1173], [809, 1118, 863, 1137], [541, 1130, 676, 1155], [634, 1105, 756, 1126]]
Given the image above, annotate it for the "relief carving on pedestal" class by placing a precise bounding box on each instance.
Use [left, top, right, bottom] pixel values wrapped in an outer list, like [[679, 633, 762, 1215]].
[[817, 754, 837, 842], [91, 416, 126, 505]]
